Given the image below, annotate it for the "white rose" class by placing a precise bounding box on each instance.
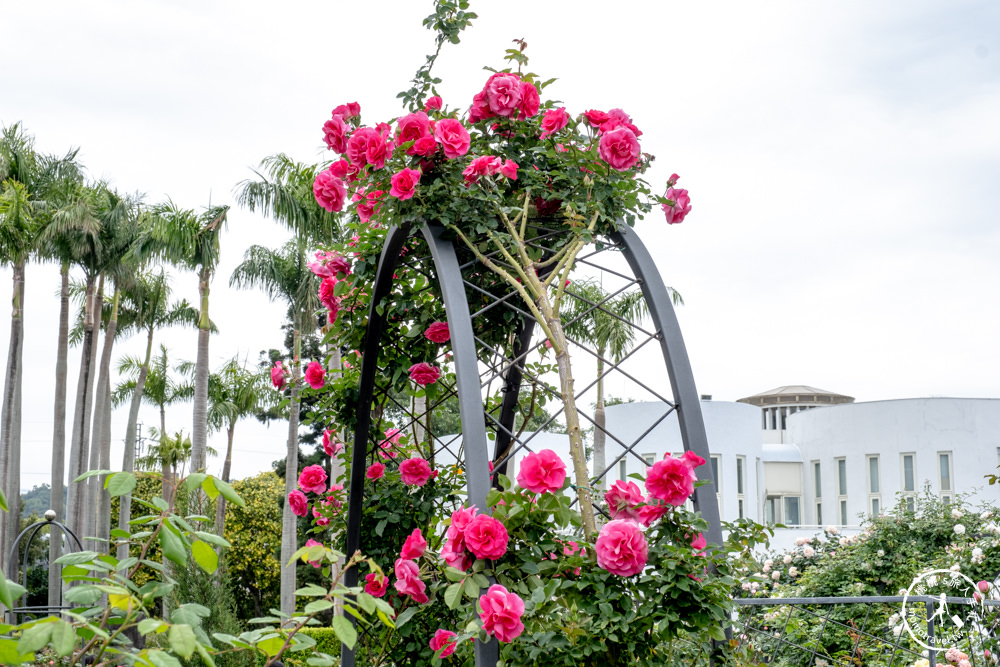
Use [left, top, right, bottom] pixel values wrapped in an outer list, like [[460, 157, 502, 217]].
[[803, 546, 816, 558], [982, 511, 993, 520], [952, 508, 965, 519], [826, 525, 839, 535], [783, 554, 793, 565], [789, 566, 799, 577], [839, 537, 849, 546], [772, 571, 781, 580], [955, 524, 966, 535], [795, 537, 807, 546], [877, 550, 885, 557]]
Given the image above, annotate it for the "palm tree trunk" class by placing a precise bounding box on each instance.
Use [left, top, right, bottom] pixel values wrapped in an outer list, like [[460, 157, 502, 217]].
[[81, 281, 105, 544], [160, 405, 171, 506], [49, 261, 70, 606], [0, 261, 25, 579], [87, 287, 117, 550], [214, 419, 237, 535], [594, 351, 606, 493], [280, 328, 301, 617], [117, 325, 154, 560], [191, 268, 210, 474], [66, 275, 98, 540]]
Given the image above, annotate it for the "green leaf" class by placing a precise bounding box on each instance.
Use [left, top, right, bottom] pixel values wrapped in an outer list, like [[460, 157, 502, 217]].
[[147, 649, 183, 667], [159, 524, 187, 568], [0, 486, 7, 512], [357, 592, 376, 614], [445, 581, 463, 609], [17, 621, 54, 654], [463, 576, 479, 598], [394, 606, 419, 629], [191, 540, 219, 574], [194, 531, 230, 548], [50, 619, 76, 657], [201, 477, 220, 501], [169, 623, 197, 660], [64, 585, 102, 605], [185, 472, 208, 493], [331, 616, 357, 650], [304, 599, 335, 614], [138, 618, 165, 635], [257, 636, 285, 657], [196, 643, 218, 667], [0, 637, 31, 664], [110, 528, 131, 539], [54, 550, 100, 566], [211, 477, 245, 508], [0, 574, 15, 609], [105, 472, 137, 496], [72, 469, 112, 483]]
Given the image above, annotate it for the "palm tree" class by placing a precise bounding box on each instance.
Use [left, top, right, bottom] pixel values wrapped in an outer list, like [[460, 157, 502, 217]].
[[563, 280, 682, 491], [203, 355, 274, 534], [230, 239, 320, 615], [112, 345, 193, 506], [138, 428, 194, 491], [135, 202, 229, 476]]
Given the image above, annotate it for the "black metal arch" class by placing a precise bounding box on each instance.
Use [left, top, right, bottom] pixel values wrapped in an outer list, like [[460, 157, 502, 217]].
[[6, 514, 84, 623], [342, 221, 720, 667]]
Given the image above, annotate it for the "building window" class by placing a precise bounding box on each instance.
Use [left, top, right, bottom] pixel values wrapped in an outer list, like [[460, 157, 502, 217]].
[[840, 499, 848, 525], [619, 459, 627, 481], [901, 453, 916, 511], [784, 496, 801, 526], [836, 457, 847, 525], [780, 407, 788, 430], [816, 502, 822, 526], [939, 452, 953, 503], [736, 456, 746, 520], [765, 495, 801, 526], [761, 410, 767, 429], [642, 453, 656, 467], [813, 461, 822, 526], [867, 455, 881, 516]]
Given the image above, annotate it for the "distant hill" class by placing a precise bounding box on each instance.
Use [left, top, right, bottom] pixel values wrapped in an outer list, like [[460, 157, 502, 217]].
[[19, 484, 66, 520]]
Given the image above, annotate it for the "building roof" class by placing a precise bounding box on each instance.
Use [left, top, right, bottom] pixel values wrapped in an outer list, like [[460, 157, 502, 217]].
[[762, 443, 803, 462], [737, 385, 855, 407]]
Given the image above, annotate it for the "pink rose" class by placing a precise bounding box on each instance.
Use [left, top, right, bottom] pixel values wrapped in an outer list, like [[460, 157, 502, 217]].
[[312, 506, 329, 527], [345, 127, 376, 166], [662, 187, 692, 225], [638, 500, 669, 527], [331, 102, 360, 120], [463, 155, 501, 185], [645, 455, 696, 506], [690, 532, 707, 552], [322, 115, 348, 153], [517, 82, 540, 119], [604, 480, 646, 521], [298, 464, 328, 494], [500, 159, 518, 180], [393, 557, 428, 603], [399, 457, 433, 487], [478, 585, 525, 643], [583, 109, 610, 127], [516, 449, 566, 494], [463, 514, 509, 560], [365, 128, 394, 170], [433, 119, 471, 159], [353, 188, 384, 224], [424, 96, 443, 112], [595, 519, 648, 576], [400, 528, 428, 560], [598, 127, 641, 171], [429, 629, 457, 658], [309, 250, 352, 279], [424, 321, 450, 343], [667, 173, 680, 187], [469, 90, 495, 124], [604, 108, 642, 136], [304, 361, 326, 389], [304, 538, 323, 568], [328, 159, 350, 180], [288, 490, 308, 517], [322, 430, 343, 457], [408, 362, 441, 386], [364, 572, 388, 597], [411, 135, 438, 157], [318, 277, 338, 314], [396, 112, 433, 155], [486, 74, 522, 117], [366, 463, 385, 480], [313, 169, 346, 212], [270, 361, 287, 390], [440, 536, 472, 571], [539, 107, 570, 140], [448, 505, 477, 541], [681, 450, 706, 468], [389, 167, 421, 200]]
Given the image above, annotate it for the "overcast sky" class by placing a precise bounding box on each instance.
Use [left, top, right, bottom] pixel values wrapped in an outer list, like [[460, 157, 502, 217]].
[[2, 0, 998, 493]]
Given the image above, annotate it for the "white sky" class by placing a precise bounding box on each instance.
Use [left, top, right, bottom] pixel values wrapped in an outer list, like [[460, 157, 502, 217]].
[[2, 0, 999, 494]]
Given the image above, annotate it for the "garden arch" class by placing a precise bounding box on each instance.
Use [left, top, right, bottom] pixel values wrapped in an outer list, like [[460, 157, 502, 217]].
[[342, 220, 721, 667], [5, 510, 83, 624]]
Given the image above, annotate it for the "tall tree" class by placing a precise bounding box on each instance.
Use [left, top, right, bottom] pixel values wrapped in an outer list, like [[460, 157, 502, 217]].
[[136, 202, 228, 476], [230, 239, 319, 615]]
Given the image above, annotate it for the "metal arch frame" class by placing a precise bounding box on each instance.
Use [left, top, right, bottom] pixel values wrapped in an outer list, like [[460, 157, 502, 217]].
[[342, 220, 720, 667], [6, 517, 84, 623]]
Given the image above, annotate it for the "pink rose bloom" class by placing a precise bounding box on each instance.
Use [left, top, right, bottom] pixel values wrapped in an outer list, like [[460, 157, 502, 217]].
[[433, 118, 471, 159], [424, 96, 443, 112], [605, 108, 642, 136], [516, 449, 566, 494], [411, 135, 438, 157], [539, 107, 570, 140], [598, 127, 641, 171], [638, 500, 669, 527], [463, 155, 501, 185], [309, 250, 352, 279], [424, 321, 450, 343], [328, 159, 351, 180], [681, 450, 706, 468], [366, 463, 385, 480], [313, 169, 346, 212], [304, 538, 323, 568], [322, 430, 343, 457], [463, 514, 509, 560], [365, 128, 394, 170], [390, 167, 421, 200], [500, 159, 518, 180], [645, 455, 696, 506], [517, 81, 540, 119], [325, 298, 340, 325], [448, 505, 478, 541], [396, 112, 433, 154], [400, 528, 428, 560], [662, 187, 692, 225], [595, 519, 648, 577], [318, 277, 338, 313], [298, 464, 328, 494], [429, 629, 458, 657], [409, 362, 441, 386], [667, 173, 680, 187], [690, 532, 707, 552], [353, 188, 384, 224], [331, 102, 360, 119], [322, 115, 348, 153], [287, 490, 308, 517], [270, 361, 287, 389], [345, 127, 377, 166], [400, 457, 433, 486], [440, 536, 472, 571], [583, 109, 611, 128], [469, 90, 494, 123], [364, 572, 388, 597], [304, 361, 326, 389], [486, 74, 522, 117], [393, 557, 428, 604], [478, 585, 525, 643], [312, 506, 329, 527], [604, 480, 646, 521]]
